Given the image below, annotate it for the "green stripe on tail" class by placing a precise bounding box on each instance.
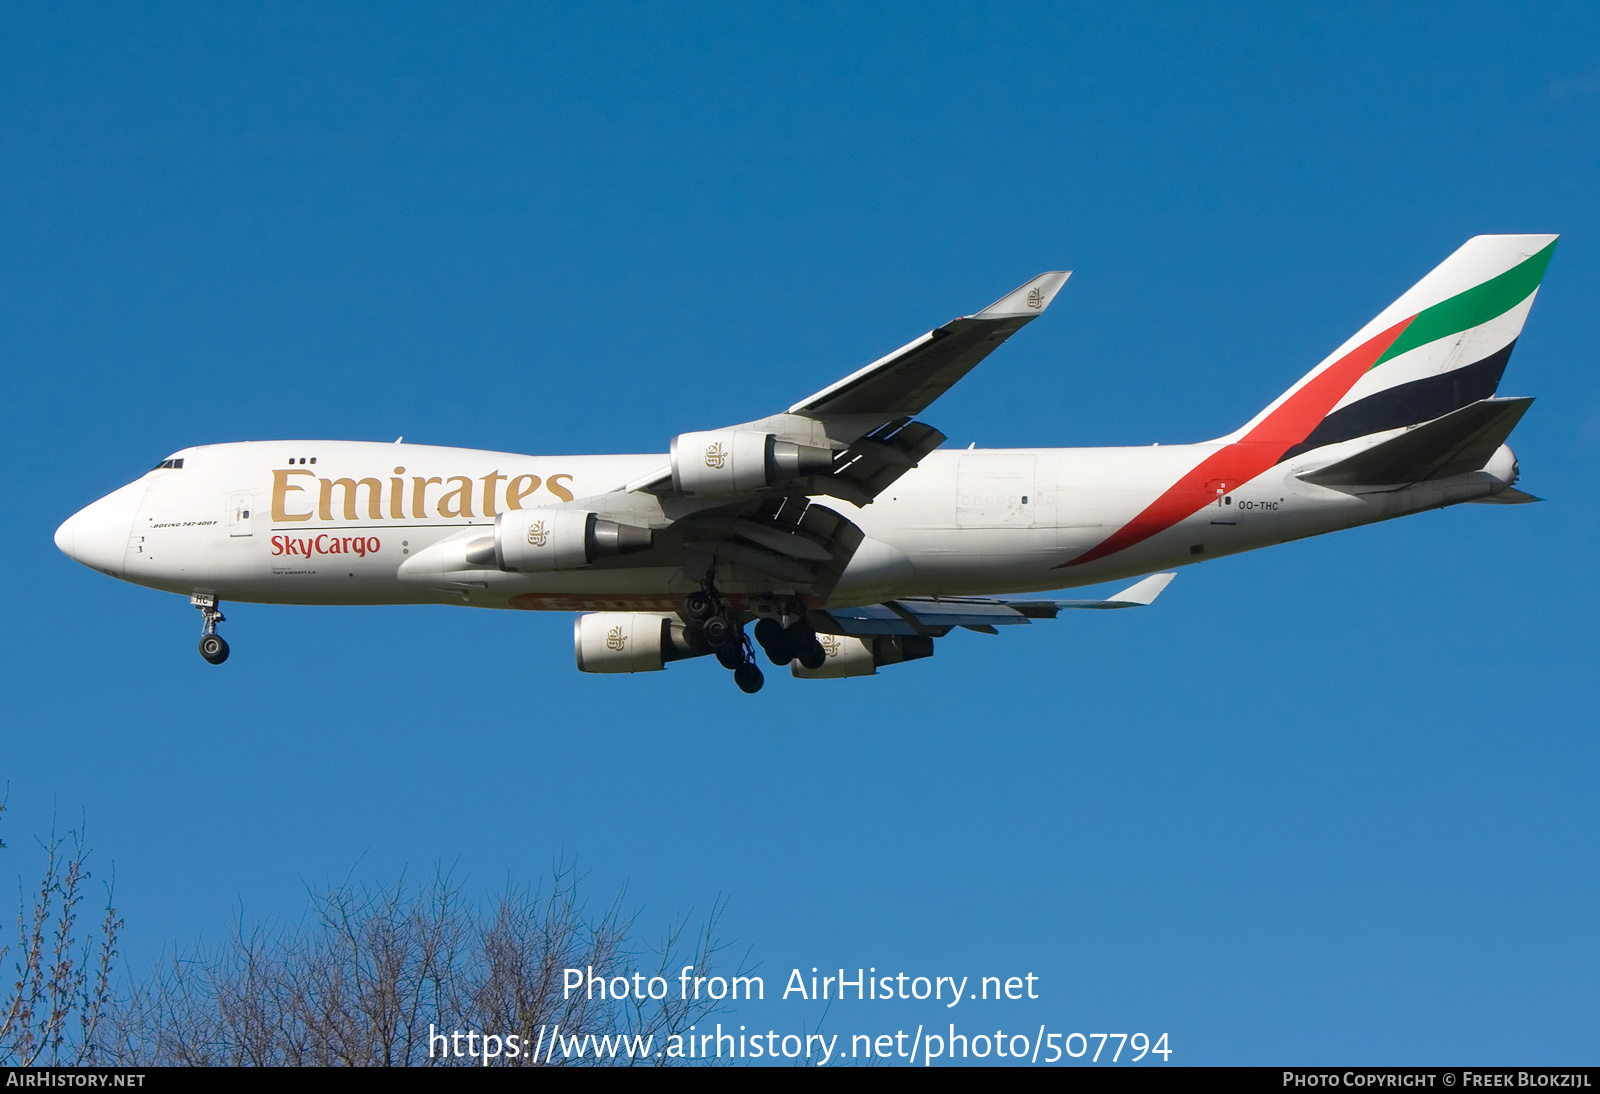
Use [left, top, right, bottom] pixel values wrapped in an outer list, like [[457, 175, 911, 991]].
[[1375, 238, 1557, 367]]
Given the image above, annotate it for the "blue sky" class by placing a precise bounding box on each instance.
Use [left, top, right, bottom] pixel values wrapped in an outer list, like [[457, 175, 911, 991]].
[[3, 2, 1597, 1065]]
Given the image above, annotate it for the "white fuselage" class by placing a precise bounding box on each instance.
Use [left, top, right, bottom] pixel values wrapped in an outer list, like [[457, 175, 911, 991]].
[[55, 438, 1511, 612]]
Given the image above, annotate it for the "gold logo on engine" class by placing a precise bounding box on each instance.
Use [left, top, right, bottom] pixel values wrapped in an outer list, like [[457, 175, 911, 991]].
[[606, 625, 627, 651], [705, 442, 727, 469], [527, 520, 549, 547], [820, 634, 841, 656], [1026, 285, 1043, 309]]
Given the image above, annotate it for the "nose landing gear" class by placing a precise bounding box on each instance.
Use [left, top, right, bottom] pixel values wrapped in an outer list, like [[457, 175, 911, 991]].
[[192, 594, 229, 665]]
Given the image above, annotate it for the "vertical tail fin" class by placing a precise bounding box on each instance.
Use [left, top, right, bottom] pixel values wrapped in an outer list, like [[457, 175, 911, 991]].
[[1223, 234, 1557, 458]]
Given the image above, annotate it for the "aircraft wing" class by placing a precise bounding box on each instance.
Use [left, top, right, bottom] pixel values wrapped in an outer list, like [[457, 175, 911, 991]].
[[624, 270, 1071, 508], [789, 270, 1073, 419], [814, 573, 1175, 637]]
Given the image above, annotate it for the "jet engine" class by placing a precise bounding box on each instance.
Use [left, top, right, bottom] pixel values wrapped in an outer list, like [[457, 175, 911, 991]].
[[669, 430, 834, 496], [791, 634, 934, 679], [574, 612, 704, 673], [492, 509, 653, 572]]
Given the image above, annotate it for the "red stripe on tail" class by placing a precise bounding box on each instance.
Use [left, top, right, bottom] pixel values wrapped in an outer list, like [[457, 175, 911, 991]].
[[1067, 316, 1414, 568]]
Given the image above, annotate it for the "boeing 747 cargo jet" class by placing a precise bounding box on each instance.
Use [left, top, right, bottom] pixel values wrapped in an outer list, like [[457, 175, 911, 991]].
[[56, 235, 1554, 692]]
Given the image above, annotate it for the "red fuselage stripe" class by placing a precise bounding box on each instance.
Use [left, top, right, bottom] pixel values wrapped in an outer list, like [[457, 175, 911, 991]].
[[1067, 316, 1415, 567]]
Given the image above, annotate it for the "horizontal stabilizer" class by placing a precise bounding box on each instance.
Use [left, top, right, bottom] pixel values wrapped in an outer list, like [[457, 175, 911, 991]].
[[1298, 397, 1533, 487], [1469, 487, 1543, 504]]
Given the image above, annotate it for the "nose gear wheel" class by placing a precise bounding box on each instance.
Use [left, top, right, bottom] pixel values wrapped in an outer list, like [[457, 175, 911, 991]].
[[198, 634, 229, 664], [191, 594, 229, 665]]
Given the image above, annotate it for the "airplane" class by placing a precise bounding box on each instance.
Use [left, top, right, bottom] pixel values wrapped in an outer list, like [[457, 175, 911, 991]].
[[54, 234, 1554, 693]]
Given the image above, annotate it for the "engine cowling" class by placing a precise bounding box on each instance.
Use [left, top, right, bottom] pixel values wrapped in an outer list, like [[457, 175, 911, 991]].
[[574, 612, 703, 673], [669, 430, 833, 496], [791, 634, 934, 679], [495, 509, 653, 572]]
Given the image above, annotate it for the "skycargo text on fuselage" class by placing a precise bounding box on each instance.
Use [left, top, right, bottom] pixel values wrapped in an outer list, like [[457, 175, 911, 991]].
[[271, 467, 578, 523]]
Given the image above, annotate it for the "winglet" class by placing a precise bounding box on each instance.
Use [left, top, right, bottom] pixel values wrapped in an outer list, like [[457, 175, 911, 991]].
[[970, 271, 1072, 319], [1103, 572, 1176, 606]]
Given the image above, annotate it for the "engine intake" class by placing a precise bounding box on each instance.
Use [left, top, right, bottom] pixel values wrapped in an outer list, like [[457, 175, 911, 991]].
[[495, 509, 653, 572], [670, 430, 834, 496], [574, 612, 704, 673]]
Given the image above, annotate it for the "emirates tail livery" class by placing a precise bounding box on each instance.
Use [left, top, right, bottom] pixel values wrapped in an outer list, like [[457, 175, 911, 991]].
[[56, 235, 1555, 692]]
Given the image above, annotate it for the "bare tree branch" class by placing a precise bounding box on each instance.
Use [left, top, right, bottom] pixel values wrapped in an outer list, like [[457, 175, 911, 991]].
[[106, 859, 740, 1066], [0, 799, 120, 1066]]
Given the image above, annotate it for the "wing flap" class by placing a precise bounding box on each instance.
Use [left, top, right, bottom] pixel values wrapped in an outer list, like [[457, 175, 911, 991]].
[[676, 495, 865, 595], [819, 604, 924, 636], [807, 418, 947, 506], [891, 599, 1030, 627], [816, 574, 1175, 637]]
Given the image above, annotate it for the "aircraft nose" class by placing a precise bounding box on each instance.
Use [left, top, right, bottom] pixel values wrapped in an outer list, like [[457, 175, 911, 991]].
[[56, 479, 145, 576]]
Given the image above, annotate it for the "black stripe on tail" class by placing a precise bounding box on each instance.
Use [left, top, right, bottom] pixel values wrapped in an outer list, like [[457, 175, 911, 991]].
[[1280, 340, 1516, 463]]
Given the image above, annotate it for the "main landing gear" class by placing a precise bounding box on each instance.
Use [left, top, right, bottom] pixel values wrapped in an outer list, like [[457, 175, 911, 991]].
[[684, 581, 827, 692], [754, 617, 826, 671], [684, 581, 766, 694], [192, 593, 229, 665]]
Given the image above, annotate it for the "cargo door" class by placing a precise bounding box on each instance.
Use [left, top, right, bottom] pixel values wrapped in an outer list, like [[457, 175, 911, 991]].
[[956, 454, 1036, 528]]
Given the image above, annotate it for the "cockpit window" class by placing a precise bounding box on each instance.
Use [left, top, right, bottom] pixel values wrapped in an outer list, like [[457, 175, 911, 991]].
[[151, 458, 185, 470]]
